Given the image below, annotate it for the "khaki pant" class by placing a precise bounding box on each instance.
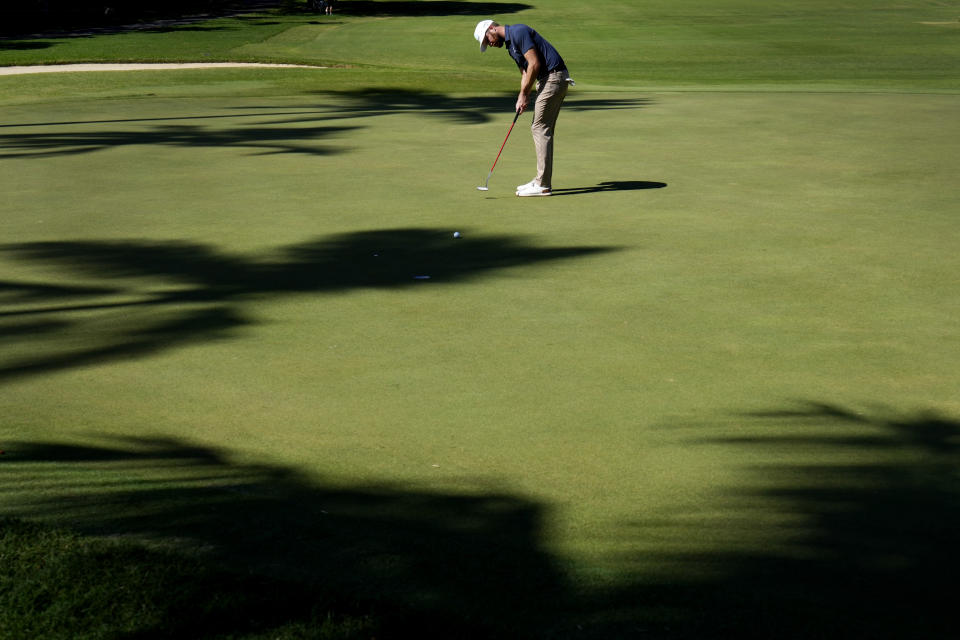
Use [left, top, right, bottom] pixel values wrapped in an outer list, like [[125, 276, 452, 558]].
[[532, 70, 569, 188]]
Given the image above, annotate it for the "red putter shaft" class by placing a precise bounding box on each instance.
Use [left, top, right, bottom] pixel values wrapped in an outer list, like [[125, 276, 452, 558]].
[[489, 110, 521, 173], [478, 110, 521, 191]]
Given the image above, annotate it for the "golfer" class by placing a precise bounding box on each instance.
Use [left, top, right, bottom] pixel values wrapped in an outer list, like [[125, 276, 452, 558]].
[[474, 20, 574, 197]]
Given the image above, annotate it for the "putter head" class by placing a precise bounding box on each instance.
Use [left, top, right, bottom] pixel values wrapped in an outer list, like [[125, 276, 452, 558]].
[[476, 186, 489, 191]]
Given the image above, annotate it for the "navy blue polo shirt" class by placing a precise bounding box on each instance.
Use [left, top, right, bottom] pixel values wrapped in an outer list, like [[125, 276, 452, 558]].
[[504, 24, 566, 80]]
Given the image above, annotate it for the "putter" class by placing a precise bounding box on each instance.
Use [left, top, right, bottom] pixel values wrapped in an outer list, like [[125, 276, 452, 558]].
[[477, 110, 521, 191]]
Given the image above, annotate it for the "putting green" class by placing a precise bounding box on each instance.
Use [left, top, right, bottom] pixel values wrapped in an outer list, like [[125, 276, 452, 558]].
[[3, 84, 957, 524]]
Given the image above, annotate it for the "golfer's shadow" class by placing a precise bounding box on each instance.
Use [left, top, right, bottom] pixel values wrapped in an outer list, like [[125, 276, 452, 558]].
[[552, 180, 667, 196]]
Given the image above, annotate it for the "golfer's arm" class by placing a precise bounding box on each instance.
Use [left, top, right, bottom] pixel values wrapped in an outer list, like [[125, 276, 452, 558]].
[[520, 48, 540, 96]]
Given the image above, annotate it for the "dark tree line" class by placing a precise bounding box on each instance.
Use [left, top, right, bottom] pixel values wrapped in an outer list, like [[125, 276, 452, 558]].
[[1, 0, 276, 35], [0, 1, 538, 34]]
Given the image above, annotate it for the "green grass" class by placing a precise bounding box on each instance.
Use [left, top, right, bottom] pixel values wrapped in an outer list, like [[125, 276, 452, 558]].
[[1, 0, 959, 637], [2, 1, 959, 91], [0, 517, 379, 639]]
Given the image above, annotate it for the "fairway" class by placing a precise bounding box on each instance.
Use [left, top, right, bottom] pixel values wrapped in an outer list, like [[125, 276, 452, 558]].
[[2, 1, 959, 638]]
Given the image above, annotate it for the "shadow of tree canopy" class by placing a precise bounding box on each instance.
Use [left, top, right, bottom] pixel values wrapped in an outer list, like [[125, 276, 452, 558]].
[[1, 0, 280, 37], [0, 93, 650, 157], [2, 1, 531, 40], [330, 1, 532, 17], [0, 120, 359, 159], [295, 90, 653, 125], [3, 402, 958, 637], [0, 229, 613, 382], [0, 279, 120, 301], [0, 39, 54, 49], [2, 437, 570, 638], [2, 0, 532, 38], [613, 402, 960, 639]]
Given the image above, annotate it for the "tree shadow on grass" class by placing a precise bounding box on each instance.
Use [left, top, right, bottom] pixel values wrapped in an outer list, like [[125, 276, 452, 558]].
[[2, 0, 532, 39], [0, 121, 360, 159], [1, 0, 280, 38], [0, 229, 614, 382], [613, 401, 960, 639], [0, 279, 120, 301], [0, 40, 53, 49], [2, 402, 958, 638], [332, 1, 532, 17], [292, 90, 653, 125], [1, 436, 570, 638], [3, 1, 531, 40], [0, 93, 651, 155]]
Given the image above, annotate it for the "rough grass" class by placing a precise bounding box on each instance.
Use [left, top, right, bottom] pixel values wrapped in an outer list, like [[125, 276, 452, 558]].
[[0, 518, 379, 639]]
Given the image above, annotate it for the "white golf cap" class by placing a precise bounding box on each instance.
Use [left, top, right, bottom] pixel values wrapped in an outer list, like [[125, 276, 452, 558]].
[[474, 19, 494, 52]]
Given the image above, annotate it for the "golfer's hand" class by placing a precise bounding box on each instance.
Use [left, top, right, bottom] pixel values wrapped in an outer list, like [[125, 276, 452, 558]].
[[516, 94, 528, 115]]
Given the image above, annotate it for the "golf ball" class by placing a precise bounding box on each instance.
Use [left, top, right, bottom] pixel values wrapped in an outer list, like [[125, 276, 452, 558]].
[[453, 231, 461, 238]]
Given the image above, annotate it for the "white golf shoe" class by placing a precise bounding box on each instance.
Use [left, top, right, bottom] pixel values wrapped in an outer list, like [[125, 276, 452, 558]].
[[516, 183, 552, 197], [516, 179, 539, 193]]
